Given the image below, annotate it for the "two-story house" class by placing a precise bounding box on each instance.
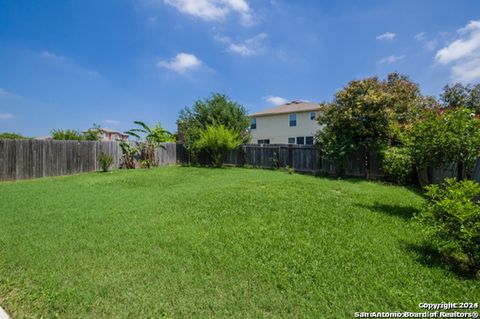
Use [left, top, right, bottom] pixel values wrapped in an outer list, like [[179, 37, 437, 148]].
[[249, 101, 322, 144]]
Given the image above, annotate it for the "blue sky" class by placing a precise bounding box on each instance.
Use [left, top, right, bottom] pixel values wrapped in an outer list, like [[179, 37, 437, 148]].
[[1, 0, 480, 136]]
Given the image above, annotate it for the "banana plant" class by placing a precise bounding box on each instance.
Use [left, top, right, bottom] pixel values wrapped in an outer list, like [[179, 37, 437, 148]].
[[123, 121, 174, 168]]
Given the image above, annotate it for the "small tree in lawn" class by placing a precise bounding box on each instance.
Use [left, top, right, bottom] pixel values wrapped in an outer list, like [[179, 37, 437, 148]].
[[194, 125, 242, 168]]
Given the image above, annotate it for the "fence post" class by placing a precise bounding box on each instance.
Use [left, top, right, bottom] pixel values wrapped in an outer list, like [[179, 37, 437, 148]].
[[288, 144, 293, 168]]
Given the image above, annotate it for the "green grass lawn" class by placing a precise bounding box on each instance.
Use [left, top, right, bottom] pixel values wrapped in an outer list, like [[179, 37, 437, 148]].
[[0, 167, 478, 318]]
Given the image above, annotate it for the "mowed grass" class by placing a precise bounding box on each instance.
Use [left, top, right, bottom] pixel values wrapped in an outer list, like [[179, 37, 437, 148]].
[[0, 167, 478, 318]]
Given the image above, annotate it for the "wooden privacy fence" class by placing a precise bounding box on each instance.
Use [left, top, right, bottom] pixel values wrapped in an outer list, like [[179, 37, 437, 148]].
[[222, 144, 383, 178], [0, 140, 181, 181], [2, 139, 480, 183]]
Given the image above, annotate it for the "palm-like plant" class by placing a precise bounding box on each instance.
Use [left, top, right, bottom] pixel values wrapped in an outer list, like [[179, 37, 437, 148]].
[[119, 141, 139, 169], [124, 121, 173, 168], [125, 121, 173, 144]]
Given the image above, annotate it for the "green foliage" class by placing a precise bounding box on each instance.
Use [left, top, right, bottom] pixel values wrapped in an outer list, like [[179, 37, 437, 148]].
[[382, 146, 413, 184], [383, 72, 424, 130], [51, 129, 84, 141], [98, 152, 114, 172], [418, 178, 480, 271], [119, 142, 139, 169], [177, 93, 250, 158], [316, 77, 392, 176], [441, 83, 480, 115], [52, 124, 103, 141], [124, 121, 172, 168], [126, 121, 174, 144], [405, 108, 480, 179], [316, 73, 436, 178], [194, 125, 242, 167], [0, 132, 27, 139], [84, 124, 101, 141]]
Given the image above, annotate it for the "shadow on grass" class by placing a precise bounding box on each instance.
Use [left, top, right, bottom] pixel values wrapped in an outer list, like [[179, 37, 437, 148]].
[[358, 203, 420, 220], [402, 242, 478, 279]]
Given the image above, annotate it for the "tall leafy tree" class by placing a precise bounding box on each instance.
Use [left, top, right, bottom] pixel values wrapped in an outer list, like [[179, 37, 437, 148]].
[[441, 83, 480, 115], [316, 77, 391, 178], [177, 93, 250, 157], [316, 73, 438, 178]]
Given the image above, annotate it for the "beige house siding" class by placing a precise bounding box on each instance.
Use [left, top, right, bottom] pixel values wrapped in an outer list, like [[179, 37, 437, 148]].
[[249, 111, 322, 144]]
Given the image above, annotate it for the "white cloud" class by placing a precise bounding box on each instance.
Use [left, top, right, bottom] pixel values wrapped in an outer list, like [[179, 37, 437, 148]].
[[41, 50, 71, 63], [103, 119, 120, 125], [0, 88, 15, 97], [451, 58, 480, 83], [435, 20, 480, 83], [414, 32, 438, 51], [435, 20, 480, 64], [0, 113, 14, 120], [424, 39, 438, 51], [415, 32, 426, 41], [378, 55, 405, 64], [41, 50, 100, 77], [265, 96, 287, 105], [163, 0, 253, 25], [157, 53, 202, 74], [216, 33, 267, 56], [376, 32, 396, 41]]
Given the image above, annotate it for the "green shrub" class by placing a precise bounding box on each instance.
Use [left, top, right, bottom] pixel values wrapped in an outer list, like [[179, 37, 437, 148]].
[[177, 93, 250, 160], [194, 125, 242, 167], [51, 129, 84, 141], [417, 178, 480, 272], [382, 146, 413, 184], [0, 132, 27, 139], [405, 108, 480, 181], [98, 152, 114, 172]]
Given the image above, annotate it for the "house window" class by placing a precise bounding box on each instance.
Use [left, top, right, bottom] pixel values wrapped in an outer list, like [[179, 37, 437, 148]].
[[289, 114, 297, 127], [250, 118, 257, 129], [310, 112, 316, 120], [288, 137, 295, 144], [258, 139, 270, 144], [296, 136, 305, 145], [306, 136, 314, 145]]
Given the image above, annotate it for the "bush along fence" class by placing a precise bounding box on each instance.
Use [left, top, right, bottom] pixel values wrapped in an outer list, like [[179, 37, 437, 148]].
[[1, 139, 480, 183], [0, 139, 182, 181]]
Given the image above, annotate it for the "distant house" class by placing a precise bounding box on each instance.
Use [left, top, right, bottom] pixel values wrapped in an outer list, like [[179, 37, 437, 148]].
[[249, 101, 322, 145], [95, 128, 129, 141]]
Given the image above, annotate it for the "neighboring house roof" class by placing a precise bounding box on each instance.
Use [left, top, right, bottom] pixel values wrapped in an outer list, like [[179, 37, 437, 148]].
[[85, 128, 129, 137], [249, 101, 321, 117]]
